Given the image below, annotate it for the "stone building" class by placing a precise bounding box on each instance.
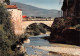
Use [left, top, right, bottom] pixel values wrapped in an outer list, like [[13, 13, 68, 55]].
[[6, 5, 24, 35]]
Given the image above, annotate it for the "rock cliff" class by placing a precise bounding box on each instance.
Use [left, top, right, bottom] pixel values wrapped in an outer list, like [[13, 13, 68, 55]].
[[50, 17, 80, 46], [50, 0, 80, 45]]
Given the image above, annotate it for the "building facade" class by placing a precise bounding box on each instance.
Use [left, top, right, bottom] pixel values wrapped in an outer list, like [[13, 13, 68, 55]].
[[6, 5, 24, 35]]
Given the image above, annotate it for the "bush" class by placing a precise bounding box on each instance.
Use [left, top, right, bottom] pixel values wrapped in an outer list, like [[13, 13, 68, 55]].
[[33, 29, 40, 36], [0, 3, 25, 56], [5, 0, 10, 5], [0, 25, 15, 56], [26, 23, 51, 36], [39, 28, 46, 34]]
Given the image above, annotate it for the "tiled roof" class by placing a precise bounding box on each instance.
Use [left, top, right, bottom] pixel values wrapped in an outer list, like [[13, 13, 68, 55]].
[[18, 9, 22, 11], [6, 5, 17, 9]]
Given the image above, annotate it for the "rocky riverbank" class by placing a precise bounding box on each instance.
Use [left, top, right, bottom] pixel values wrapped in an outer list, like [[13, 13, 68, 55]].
[[35, 46, 80, 56], [11, 37, 30, 56], [23, 36, 80, 56], [25, 44, 80, 56]]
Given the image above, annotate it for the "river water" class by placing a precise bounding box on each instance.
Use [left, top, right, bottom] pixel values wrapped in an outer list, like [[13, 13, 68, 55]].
[[23, 35, 80, 56]]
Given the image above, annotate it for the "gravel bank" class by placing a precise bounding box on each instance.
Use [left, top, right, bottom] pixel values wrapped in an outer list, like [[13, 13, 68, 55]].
[[33, 46, 80, 56]]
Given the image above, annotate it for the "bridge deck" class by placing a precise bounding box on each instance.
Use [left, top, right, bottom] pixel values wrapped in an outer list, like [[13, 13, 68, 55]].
[[23, 18, 54, 21]]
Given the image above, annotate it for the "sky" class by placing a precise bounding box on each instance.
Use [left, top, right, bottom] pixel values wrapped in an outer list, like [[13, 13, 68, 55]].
[[11, 0, 63, 10]]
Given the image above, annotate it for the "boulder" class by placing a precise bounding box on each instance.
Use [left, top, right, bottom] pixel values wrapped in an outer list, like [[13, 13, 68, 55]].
[[62, 29, 80, 45], [50, 28, 80, 46]]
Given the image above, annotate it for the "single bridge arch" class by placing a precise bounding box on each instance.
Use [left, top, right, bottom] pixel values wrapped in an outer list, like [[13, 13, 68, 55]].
[[22, 20, 54, 31]]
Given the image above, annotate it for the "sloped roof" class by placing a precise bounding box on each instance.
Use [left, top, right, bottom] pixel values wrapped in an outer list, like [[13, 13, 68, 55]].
[[6, 5, 17, 9]]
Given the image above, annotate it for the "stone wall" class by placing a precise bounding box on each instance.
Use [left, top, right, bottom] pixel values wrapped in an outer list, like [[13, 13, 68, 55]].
[[7, 9, 24, 35]]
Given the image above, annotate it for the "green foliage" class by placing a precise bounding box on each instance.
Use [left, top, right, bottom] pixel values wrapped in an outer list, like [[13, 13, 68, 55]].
[[0, 3, 7, 24], [40, 29, 46, 34], [0, 3, 17, 41], [5, 0, 10, 5], [39, 26, 46, 34], [0, 25, 15, 56], [0, 3, 14, 38], [33, 29, 40, 35], [26, 23, 50, 36], [0, 3, 25, 56]]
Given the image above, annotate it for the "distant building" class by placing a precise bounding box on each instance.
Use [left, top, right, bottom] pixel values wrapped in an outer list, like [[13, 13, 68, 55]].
[[6, 5, 24, 35]]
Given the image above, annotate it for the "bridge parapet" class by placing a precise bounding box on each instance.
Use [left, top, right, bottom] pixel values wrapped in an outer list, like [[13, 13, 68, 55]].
[[23, 18, 54, 21]]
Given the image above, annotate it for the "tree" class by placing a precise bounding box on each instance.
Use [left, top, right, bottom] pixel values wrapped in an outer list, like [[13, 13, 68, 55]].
[[33, 29, 40, 36], [0, 3, 6, 24], [5, 0, 10, 5], [0, 3, 25, 56], [0, 3, 16, 40]]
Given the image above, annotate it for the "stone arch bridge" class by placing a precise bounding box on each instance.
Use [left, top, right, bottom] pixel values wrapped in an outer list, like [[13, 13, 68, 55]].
[[22, 19, 54, 31]]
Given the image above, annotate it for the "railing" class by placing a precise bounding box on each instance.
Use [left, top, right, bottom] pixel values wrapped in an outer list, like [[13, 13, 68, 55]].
[[23, 18, 54, 21]]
